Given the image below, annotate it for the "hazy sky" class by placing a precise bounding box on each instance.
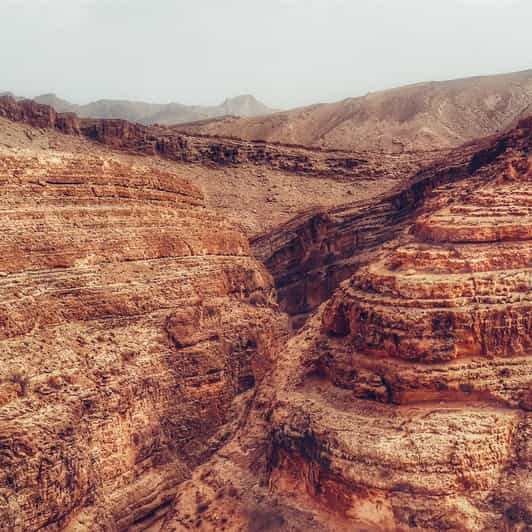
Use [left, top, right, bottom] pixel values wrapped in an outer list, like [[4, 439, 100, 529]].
[[1, 0, 531, 109]]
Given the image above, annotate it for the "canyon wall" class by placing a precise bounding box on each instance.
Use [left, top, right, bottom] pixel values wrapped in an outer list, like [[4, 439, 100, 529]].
[[0, 147, 286, 530], [0, 94, 530, 532], [162, 117, 531, 531], [0, 95, 435, 183], [251, 122, 521, 319]]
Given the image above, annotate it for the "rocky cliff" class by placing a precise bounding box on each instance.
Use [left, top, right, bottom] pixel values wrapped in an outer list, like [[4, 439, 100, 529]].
[[251, 134, 489, 319], [0, 95, 438, 183], [162, 118, 531, 531], [0, 144, 286, 530], [251, 114, 532, 319], [0, 94, 530, 532]]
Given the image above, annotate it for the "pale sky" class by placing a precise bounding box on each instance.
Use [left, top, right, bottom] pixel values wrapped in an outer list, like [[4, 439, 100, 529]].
[[1, 0, 531, 109]]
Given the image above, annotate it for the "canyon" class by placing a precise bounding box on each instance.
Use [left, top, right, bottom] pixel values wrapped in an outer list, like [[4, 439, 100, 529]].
[[0, 91, 530, 532], [0, 94, 436, 236], [164, 113, 532, 532]]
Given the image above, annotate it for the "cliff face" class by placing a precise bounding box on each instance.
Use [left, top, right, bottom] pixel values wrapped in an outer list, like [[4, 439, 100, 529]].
[[267, 126, 531, 530], [162, 119, 531, 531], [251, 118, 532, 320], [0, 145, 286, 530], [251, 135, 488, 319], [0, 94, 530, 532]]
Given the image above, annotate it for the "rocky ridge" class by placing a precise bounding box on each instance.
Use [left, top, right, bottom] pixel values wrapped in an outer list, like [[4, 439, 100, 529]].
[[0, 144, 287, 530], [180, 69, 532, 152], [33, 93, 275, 126], [0, 95, 440, 184], [162, 117, 532, 530], [0, 95, 530, 531]]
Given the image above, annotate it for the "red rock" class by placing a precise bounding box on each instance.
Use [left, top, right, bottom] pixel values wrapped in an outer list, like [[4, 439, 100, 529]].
[[163, 116, 532, 532], [0, 141, 286, 530], [0, 92, 530, 532]]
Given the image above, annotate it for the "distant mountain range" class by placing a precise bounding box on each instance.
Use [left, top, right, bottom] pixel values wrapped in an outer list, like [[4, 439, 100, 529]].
[[13, 93, 276, 126], [4, 68, 532, 152], [179, 69, 532, 152]]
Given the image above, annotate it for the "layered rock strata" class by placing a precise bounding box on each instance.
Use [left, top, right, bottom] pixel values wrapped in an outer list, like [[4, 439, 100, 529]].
[[162, 119, 531, 531], [0, 147, 286, 530], [252, 119, 529, 318], [264, 121, 532, 530], [1, 94, 531, 532]]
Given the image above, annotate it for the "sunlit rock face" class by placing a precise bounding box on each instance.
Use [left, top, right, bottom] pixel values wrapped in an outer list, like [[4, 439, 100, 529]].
[[268, 120, 531, 531], [0, 146, 286, 530], [163, 119, 531, 532], [0, 92, 530, 532]]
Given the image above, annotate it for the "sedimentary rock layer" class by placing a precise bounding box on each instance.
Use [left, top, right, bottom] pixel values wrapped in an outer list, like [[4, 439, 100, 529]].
[[0, 147, 286, 530], [252, 118, 532, 319], [163, 118, 531, 531], [0, 94, 437, 182], [267, 120, 532, 530], [1, 91, 531, 532]]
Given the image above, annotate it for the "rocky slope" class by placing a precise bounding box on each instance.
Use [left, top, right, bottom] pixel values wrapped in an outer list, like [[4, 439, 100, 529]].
[[180, 69, 532, 152], [0, 94, 435, 237], [33, 94, 275, 126], [0, 141, 287, 530], [162, 117, 532, 531], [251, 135, 487, 320], [0, 94, 430, 181]]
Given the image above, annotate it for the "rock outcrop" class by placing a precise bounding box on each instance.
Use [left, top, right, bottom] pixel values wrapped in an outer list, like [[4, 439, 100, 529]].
[[1, 93, 530, 532], [251, 135, 487, 319], [162, 118, 531, 531], [0, 146, 286, 530]]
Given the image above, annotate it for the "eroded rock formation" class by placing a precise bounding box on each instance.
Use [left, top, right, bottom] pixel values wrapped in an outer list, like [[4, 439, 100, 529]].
[[0, 95, 530, 532], [251, 121, 530, 320], [0, 147, 286, 530], [162, 118, 531, 531], [0, 95, 437, 183]]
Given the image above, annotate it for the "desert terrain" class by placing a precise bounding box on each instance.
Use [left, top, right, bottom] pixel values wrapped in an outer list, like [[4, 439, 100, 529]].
[[0, 71, 530, 532], [29, 93, 275, 127], [180, 69, 532, 152]]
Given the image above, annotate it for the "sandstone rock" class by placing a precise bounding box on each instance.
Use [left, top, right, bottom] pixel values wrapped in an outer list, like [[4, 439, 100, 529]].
[[0, 146, 286, 530], [251, 132, 487, 318], [261, 118, 532, 530], [163, 117, 532, 531], [1, 91, 531, 532], [0, 95, 436, 183]]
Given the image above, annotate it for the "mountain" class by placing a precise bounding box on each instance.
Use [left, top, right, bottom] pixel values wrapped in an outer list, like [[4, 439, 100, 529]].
[[31, 93, 73, 112], [180, 69, 532, 152], [33, 93, 275, 125], [219, 94, 272, 117]]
